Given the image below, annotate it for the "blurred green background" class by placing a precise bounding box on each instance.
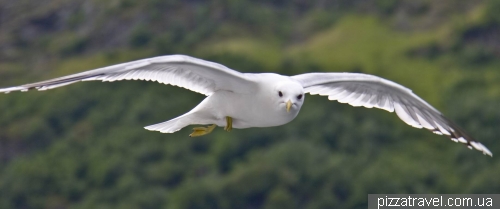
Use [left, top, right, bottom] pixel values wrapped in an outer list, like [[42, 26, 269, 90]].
[[1, 0, 500, 208]]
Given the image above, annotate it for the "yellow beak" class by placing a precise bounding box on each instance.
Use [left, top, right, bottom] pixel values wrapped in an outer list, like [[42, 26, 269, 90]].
[[286, 100, 292, 112]]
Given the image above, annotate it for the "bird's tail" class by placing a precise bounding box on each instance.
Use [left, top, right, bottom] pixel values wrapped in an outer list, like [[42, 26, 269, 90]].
[[144, 114, 193, 133]]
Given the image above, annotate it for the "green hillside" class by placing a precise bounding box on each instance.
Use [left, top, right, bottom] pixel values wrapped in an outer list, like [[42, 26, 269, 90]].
[[1, 0, 500, 208]]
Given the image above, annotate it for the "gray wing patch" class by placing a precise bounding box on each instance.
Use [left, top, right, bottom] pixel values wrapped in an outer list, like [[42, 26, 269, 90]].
[[82, 64, 216, 95]]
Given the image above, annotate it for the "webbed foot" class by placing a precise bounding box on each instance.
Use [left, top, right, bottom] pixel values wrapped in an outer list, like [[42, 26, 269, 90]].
[[189, 124, 217, 137]]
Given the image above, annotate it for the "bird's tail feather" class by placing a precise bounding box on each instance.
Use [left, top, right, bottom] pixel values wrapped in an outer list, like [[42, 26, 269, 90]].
[[144, 115, 192, 133]]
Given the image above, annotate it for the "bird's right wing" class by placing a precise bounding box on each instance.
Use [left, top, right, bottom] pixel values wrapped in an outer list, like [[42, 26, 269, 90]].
[[0, 55, 258, 96]]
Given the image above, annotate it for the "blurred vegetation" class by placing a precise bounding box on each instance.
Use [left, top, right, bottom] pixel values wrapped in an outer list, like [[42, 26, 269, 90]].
[[1, 0, 500, 208]]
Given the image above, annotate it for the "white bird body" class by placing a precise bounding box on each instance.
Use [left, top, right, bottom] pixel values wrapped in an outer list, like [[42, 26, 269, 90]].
[[0, 55, 492, 156], [146, 73, 303, 132]]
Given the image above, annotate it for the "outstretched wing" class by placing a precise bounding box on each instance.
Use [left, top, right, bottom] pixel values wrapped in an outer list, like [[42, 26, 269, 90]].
[[0, 55, 257, 95], [292, 72, 492, 156]]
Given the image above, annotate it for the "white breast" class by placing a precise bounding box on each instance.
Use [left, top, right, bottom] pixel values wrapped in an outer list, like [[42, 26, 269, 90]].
[[203, 90, 300, 129]]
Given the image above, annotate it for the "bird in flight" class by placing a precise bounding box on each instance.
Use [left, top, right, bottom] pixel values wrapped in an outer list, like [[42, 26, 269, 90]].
[[0, 55, 492, 156]]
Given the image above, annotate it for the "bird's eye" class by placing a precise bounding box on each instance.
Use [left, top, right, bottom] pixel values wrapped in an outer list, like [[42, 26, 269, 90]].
[[297, 94, 303, 100], [278, 91, 283, 97]]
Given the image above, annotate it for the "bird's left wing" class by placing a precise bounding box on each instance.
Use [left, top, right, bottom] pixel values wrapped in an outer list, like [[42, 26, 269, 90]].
[[0, 55, 257, 95], [292, 72, 492, 156]]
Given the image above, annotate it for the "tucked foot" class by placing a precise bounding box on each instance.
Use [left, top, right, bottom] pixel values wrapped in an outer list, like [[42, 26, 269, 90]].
[[189, 124, 216, 137], [224, 116, 233, 132]]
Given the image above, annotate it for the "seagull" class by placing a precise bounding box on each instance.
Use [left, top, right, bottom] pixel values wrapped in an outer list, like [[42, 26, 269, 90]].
[[0, 55, 492, 156]]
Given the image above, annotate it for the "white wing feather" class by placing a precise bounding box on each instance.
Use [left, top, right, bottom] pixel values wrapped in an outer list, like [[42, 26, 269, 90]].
[[0, 55, 257, 95], [292, 72, 492, 156]]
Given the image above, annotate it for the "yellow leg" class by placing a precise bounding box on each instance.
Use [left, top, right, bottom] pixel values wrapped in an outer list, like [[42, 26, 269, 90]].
[[189, 124, 216, 137], [224, 116, 233, 132]]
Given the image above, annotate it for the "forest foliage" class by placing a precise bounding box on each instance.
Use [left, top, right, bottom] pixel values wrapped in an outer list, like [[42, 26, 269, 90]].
[[1, 0, 500, 208]]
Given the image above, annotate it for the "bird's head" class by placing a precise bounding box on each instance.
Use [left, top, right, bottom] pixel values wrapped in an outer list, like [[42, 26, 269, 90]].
[[274, 81, 305, 114]]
